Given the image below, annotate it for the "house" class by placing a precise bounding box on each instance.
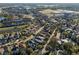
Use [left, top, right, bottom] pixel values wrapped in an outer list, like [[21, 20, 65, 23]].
[[0, 17, 6, 21], [37, 36, 45, 40], [61, 38, 71, 43], [0, 34, 4, 39], [0, 47, 4, 54], [12, 45, 19, 55], [28, 40, 36, 49], [34, 36, 44, 43], [57, 40, 62, 44], [65, 28, 72, 31], [34, 38, 43, 43], [28, 35, 45, 48]]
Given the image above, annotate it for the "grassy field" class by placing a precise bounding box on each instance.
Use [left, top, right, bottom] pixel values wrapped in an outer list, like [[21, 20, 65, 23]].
[[0, 24, 29, 33]]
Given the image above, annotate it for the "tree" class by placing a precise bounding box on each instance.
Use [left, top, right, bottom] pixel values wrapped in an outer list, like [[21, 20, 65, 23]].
[[19, 47, 26, 55], [62, 30, 72, 38], [37, 45, 43, 49], [63, 42, 73, 54], [0, 23, 4, 27], [26, 48, 33, 55], [76, 36, 79, 45]]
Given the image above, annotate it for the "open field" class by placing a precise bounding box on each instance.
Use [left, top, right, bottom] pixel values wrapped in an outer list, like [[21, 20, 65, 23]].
[[0, 24, 29, 33]]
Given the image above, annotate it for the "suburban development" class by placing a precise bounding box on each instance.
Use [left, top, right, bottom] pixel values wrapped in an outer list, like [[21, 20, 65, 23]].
[[0, 3, 79, 55]]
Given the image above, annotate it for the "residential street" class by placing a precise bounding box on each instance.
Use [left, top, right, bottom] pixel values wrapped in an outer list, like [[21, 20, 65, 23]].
[[41, 28, 57, 54], [1, 25, 45, 47]]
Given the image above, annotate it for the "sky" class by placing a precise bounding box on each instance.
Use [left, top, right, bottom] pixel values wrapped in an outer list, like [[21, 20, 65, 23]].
[[0, 0, 79, 3]]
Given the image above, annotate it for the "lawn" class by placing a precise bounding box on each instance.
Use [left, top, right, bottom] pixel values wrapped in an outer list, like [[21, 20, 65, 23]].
[[0, 24, 29, 33]]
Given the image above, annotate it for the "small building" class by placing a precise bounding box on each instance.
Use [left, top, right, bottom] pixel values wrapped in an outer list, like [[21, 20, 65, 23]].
[[28, 40, 36, 49], [0, 17, 6, 21], [34, 38, 44, 43]]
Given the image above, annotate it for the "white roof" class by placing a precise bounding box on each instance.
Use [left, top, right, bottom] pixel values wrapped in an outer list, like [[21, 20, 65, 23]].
[[0, 34, 4, 39], [61, 38, 69, 43], [65, 28, 72, 31]]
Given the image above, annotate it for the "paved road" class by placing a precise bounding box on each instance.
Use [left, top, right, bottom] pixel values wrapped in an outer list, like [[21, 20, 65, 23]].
[[24, 25, 45, 42], [1, 24, 34, 46], [41, 28, 57, 54], [1, 25, 45, 46]]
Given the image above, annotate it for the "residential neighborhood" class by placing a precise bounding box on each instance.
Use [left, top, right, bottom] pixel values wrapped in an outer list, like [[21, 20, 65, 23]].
[[0, 3, 79, 55]]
